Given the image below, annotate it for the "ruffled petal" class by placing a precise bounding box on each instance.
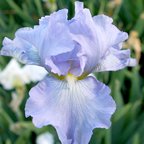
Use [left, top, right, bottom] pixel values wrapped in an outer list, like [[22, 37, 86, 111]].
[[14, 9, 84, 76], [69, 2, 104, 74], [39, 10, 80, 76], [1, 9, 86, 76], [92, 15, 137, 71], [94, 48, 137, 72], [93, 14, 128, 49], [45, 46, 86, 76], [69, 2, 134, 75], [14, 9, 71, 59], [15, 9, 68, 51], [1, 2, 133, 76], [15, 26, 45, 52], [1, 37, 40, 65], [39, 9, 73, 58], [25, 76, 116, 144]]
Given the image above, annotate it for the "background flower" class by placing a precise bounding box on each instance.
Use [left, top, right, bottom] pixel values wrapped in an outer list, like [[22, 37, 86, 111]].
[[0, 59, 47, 89], [36, 132, 54, 144]]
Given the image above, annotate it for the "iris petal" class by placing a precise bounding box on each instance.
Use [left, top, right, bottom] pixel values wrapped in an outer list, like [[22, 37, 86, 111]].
[[15, 9, 68, 51], [93, 14, 128, 48], [1, 37, 40, 65], [94, 48, 137, 72], [39, 10, 74, 57], [69, 3, 103, 74], [69, 2, 136, 75], [1, 9, 85, 76], [92, 14, 137, 71], [25, 76, 116, 144]]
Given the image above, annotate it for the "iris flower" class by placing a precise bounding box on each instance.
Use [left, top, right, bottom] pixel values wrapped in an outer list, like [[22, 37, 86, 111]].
[[0, 2, 136, 144]]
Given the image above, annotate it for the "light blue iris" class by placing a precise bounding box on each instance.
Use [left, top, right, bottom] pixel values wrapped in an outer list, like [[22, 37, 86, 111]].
[[0, 2, 136, 144]]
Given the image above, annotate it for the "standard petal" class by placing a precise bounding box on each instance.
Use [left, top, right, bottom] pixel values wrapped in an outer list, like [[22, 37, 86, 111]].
[[75, 1, 84, 14], [39, 9, 74, 58], [69, 2, 108, 74], [16, 9, 80, 76], [93, 14, 128, 49], [15, 26, 46, 52], [69, 2, 133, 75], [1, 37, 40, 65], [38, 9, 86, 76], [15, 9, 68, 52], [25, 76, 116, 144], [1, 9, 84, 76]]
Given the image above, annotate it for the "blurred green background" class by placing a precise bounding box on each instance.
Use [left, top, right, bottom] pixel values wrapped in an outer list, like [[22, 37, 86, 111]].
[[0, 0, 144, 144]]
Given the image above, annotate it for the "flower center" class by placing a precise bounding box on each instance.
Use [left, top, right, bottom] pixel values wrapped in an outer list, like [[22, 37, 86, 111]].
[[65, 73, 78, 90], [51, 72, 88, 82], [66, 73, 77, 84]]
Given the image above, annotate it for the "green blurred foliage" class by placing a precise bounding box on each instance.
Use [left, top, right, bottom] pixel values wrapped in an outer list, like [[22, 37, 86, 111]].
[[0, 0, 144, 144]]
